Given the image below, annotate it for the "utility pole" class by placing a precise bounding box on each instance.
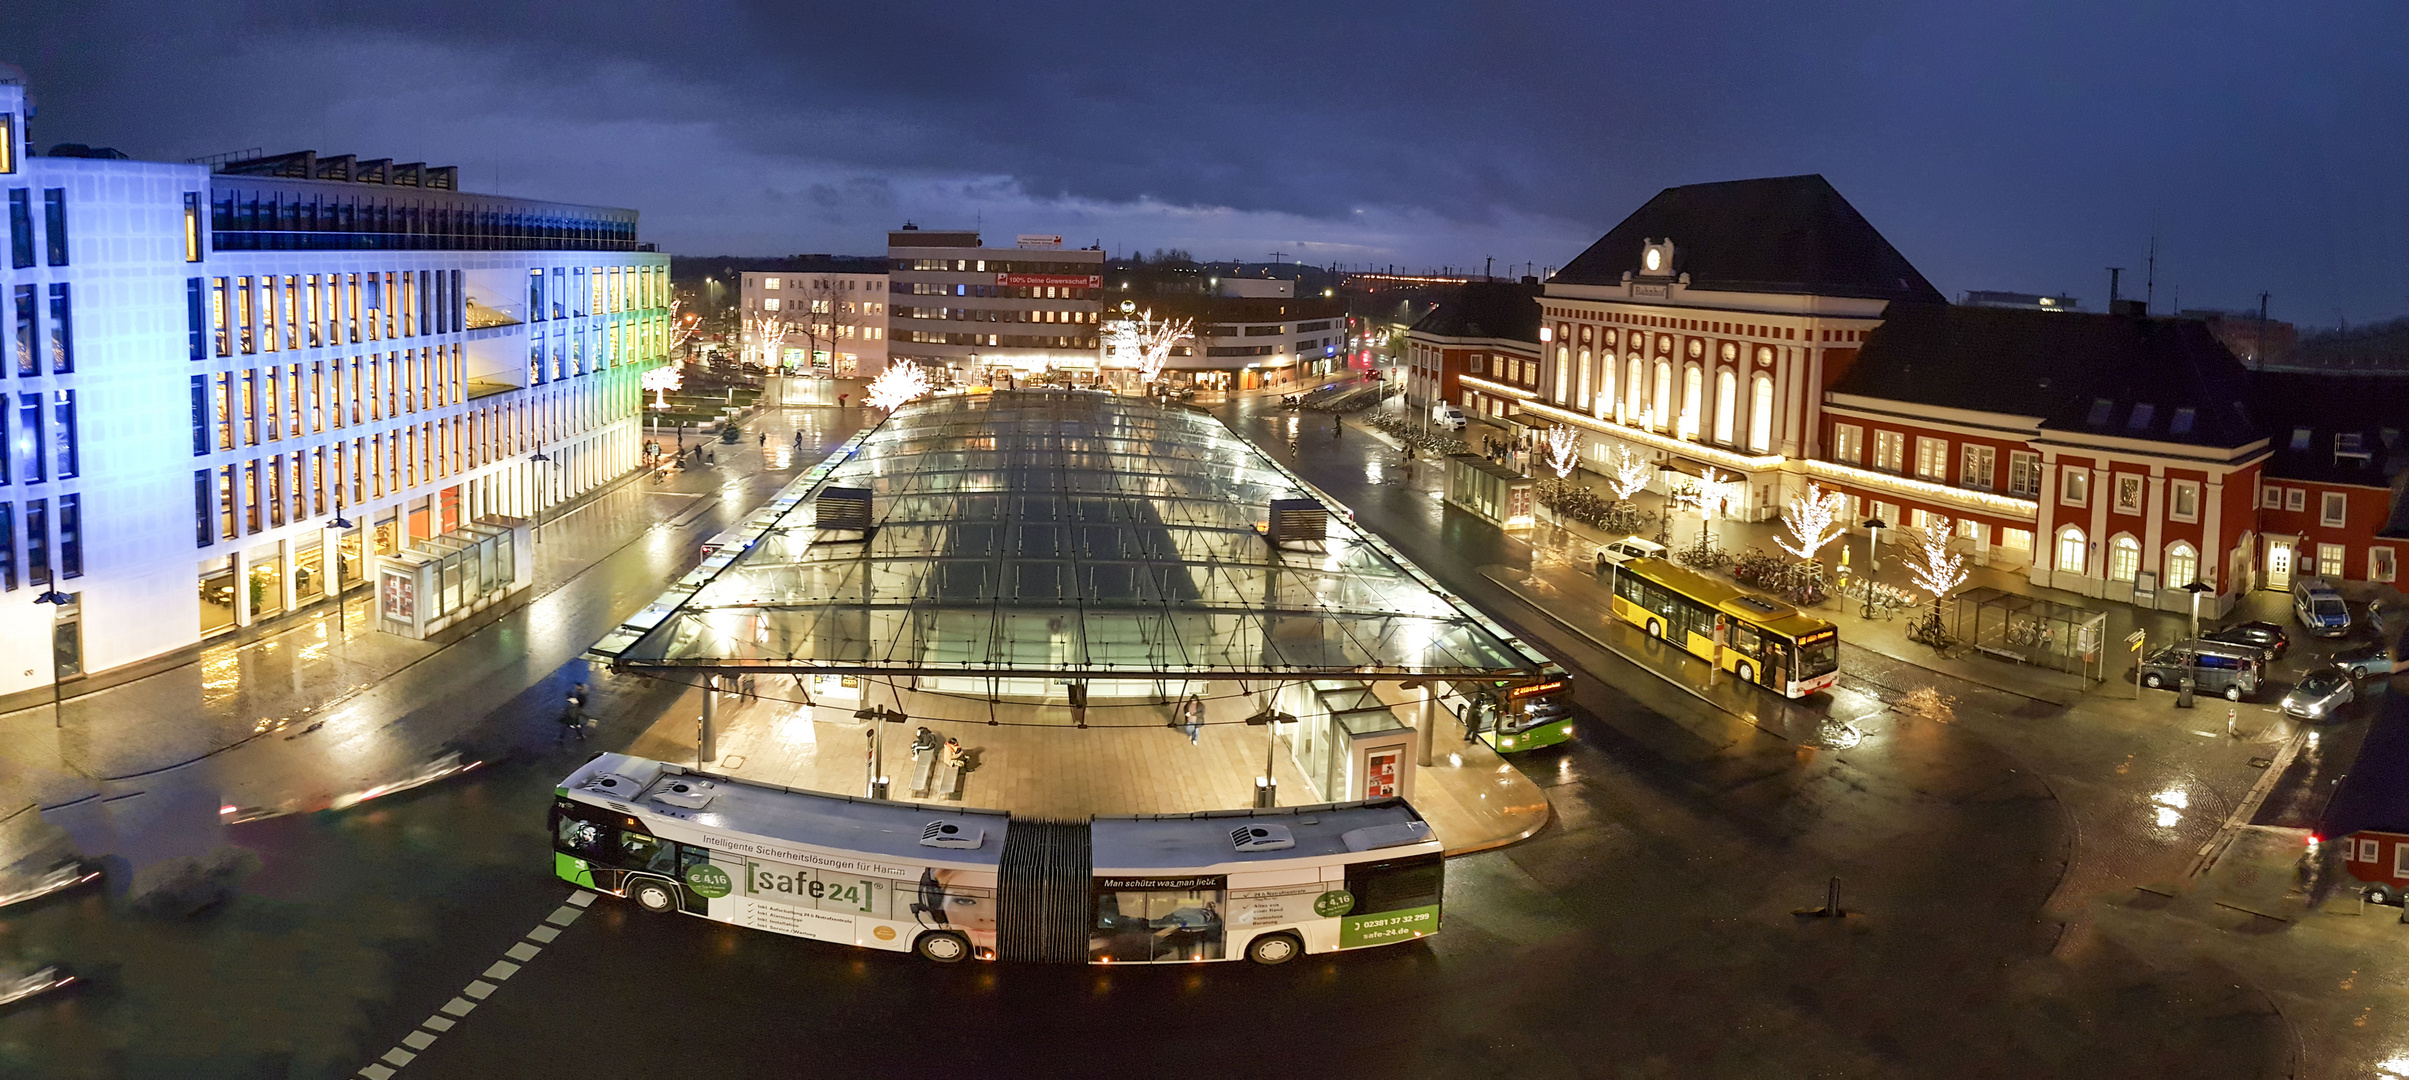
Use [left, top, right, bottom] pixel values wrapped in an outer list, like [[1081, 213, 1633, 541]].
[[2107, 267, 2123, 307]]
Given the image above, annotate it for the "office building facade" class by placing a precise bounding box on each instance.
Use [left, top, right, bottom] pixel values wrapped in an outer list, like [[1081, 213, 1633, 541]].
[[0, 75, 666, 702], [886, 229, 1101, 384]]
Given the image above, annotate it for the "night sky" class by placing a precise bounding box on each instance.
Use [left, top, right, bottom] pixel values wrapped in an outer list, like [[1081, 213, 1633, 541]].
[[7, 2, 2407, 325]]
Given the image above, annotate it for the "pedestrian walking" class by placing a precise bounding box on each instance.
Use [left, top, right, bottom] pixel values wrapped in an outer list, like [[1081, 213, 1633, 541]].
[[793, 431, 804, 452], [758, 431, 766, 447], [556, 682, 592, 745], [838, 393, 848, 409], [1181, 695, 1204, 745]]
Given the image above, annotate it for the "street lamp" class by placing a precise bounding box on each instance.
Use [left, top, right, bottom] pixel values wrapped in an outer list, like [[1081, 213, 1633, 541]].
[[1243, 704, 1296, 807], [325, 506, 355, 633], [529, 446, 553, 543], [2184, 579, 2216, 639], [33, 589, 72, 729], [1860, 515, 1888, 620]]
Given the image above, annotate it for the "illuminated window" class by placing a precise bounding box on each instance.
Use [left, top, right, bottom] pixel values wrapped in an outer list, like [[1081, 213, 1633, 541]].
[[2319, 543, 2347, 578], [1749, 376, 1773, 452], [1713, 369, 1736, 444], [1679, 364, 1702, 439], [2056, 526, 2087, 574], [2108, 535, 2139, 582], [2165, 543, 2198, 587], [1653, 361, 1672, 430], [2373, 547, 2397, 583], [2061, 467, 2089, 507]]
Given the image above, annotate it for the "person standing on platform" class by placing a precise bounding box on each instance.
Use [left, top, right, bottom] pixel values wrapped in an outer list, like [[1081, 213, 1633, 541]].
[[1181, 696, 1204, 745]]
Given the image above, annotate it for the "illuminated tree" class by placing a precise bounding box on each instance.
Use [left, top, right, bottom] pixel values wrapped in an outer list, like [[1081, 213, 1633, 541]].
[[865, 359, 932, 411], [1775, 482, 1847, 562], [669, 300, 700, 355], [747, 311, 792, 370], [1104, 307, 1195, 388], [640, 364, 683, 409], [1543, 426, 1580, 480], [1604, 444, 1652, 504], [1908, 515, 1969, 617]]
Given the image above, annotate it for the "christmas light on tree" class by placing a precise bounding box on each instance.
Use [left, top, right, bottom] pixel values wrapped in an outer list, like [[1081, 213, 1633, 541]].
[[1775, 482, 1847, 561], [1908, 515, 1969, 616], [865, 359, 932, 411]]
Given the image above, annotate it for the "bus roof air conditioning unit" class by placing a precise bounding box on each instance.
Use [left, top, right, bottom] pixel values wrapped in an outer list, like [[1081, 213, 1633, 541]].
[[1230, 824, 1296, 852], [1340, 820, 1431, 852], [651, 779, 719, 810], [1264, 498, 1327, 550], [919, 821, 986, 849]]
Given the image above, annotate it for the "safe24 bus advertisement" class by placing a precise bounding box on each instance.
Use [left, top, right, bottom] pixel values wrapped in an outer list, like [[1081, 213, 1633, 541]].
[[552, 753, 1445, 965]]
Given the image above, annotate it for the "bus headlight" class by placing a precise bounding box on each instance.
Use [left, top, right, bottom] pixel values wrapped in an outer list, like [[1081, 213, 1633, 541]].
[[1560, 724, 1572, 735]]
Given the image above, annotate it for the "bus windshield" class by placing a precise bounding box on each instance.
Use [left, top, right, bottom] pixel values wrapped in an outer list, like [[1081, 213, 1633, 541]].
[[1798, 637, 1840, 679]]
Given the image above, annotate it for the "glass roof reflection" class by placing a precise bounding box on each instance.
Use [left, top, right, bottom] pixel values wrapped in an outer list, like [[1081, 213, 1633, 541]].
[[595, 391, 1549, 679]]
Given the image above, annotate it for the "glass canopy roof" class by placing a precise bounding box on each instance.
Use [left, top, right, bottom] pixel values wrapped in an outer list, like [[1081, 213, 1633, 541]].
[[592, 391, 1551, 680]]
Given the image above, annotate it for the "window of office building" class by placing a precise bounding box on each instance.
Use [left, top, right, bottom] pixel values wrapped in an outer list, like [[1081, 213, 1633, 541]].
[[43, 188, 66, 266], [1914, 437, 1948, 481], [11, 283, 31, 376], [1832, 424, 1862, 465], [56, 494, 78, 579], [52, 391, 74, 480], [24, 498, 48, 585], [16, 393, 42, 484], [183, 192, 204, 262], [7, 189, 30, 268], [47, 283, 69, 374]]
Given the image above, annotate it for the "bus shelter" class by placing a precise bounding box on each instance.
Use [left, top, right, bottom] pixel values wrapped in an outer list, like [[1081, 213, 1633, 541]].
[[588, 391, 1555, 813], [1953, 586, 2107, 683]]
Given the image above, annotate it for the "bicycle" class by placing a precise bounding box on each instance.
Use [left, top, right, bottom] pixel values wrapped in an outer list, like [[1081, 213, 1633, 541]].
[[1906, 611, 1956, 650]]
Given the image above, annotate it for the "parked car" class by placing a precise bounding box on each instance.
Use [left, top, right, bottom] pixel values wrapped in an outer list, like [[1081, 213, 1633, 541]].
[[2333, 643, 2398, 680], [1279, 392, 1304, 407], [2138, 639, 2263, 701], [2294, 577, 2353, 637], [2201, 621, 2289, 662], [2283, 668, 2358, 721], [1431, 403, 1467, 431], [0, 860, 101, 912], [1594, 535, 1668, 574]]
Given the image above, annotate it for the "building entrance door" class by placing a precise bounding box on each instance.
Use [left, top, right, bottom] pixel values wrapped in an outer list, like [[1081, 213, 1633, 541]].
[[2266, 540, 2294, 592]]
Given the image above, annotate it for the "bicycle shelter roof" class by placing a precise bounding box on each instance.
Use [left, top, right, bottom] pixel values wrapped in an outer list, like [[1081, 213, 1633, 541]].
[[590, 390, 1552, 681]]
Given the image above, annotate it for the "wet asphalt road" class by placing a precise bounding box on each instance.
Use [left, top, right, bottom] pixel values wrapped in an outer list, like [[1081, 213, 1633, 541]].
[[0, 394, 2310, 1078]]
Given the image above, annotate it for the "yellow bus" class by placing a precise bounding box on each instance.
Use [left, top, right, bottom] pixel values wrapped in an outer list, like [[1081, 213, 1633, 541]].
[[1604, 556, 1840, 698]]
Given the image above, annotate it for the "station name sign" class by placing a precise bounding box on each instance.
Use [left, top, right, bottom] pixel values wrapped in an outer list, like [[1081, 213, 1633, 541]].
[[995, 273, 1101, 288]]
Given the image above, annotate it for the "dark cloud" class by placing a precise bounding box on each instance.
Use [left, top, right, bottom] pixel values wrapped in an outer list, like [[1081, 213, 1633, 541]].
[[6, 0, 2408, 323]]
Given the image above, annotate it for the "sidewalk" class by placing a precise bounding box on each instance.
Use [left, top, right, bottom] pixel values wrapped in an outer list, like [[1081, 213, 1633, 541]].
[[618, 676, 1551, 857], [0, 405, 870, 868]]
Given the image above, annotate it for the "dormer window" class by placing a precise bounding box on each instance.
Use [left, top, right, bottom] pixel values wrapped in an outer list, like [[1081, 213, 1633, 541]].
[[2290, 427, 2312, 450], [2127, 403, 2155, 431], [2169, 407, 2195, 435], [2086, 398, 2114, 426], [2337, 432, 2371, 463]]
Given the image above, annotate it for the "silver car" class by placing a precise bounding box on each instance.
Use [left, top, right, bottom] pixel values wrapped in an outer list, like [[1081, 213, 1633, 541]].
[[2282, 669, 2356, 721], [2333, 643, 2397, 680]]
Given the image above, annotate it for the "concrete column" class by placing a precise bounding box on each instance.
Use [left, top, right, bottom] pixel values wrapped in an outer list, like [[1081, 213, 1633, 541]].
[[1416, 693, 1436, 768], [2204, 480, 2226, 592], [699, 675, 717, 767], [2030, 450, 2059, 589]]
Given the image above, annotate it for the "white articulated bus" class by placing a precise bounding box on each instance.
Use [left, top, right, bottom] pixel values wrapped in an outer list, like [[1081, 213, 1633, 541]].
[[551, 753, 1443, 965]]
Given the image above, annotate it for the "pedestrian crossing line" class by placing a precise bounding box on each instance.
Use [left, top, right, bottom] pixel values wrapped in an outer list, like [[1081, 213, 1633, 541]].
[[356, 889, 597, 1078]]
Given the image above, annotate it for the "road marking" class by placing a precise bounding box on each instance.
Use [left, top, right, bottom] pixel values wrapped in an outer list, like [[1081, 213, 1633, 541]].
[[359, 890, 597, 1077]]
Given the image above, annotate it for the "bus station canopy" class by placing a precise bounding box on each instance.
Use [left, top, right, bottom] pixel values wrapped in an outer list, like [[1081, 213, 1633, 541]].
[[590, 391, 1551, 681]]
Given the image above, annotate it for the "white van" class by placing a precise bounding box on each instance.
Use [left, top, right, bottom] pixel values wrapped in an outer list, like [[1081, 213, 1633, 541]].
[[1431, 403, 1467, 431]]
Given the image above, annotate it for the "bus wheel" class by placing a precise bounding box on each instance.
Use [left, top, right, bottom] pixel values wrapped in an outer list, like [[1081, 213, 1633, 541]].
[[1646, 619, 1662, 639], [1246, 932, 1302, 965], [2368, 884, 2398, 906], [915, 930, 970, 963], [630, 877, 679, 914], [1734, 661, 1754, 684]]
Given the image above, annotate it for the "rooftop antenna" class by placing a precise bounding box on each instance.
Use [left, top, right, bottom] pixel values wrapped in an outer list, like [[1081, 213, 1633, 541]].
[[2107, 267, 2123, 305], [2145, 236, 2157, 310], [1485, 255, 1494, 280]]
